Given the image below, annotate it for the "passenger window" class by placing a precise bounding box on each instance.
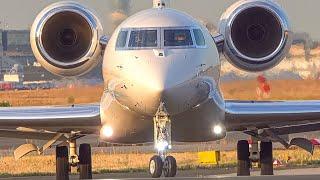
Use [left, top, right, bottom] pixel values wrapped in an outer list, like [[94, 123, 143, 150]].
[[116, 31, 128, 48], [193, 29, 205, 46], [128, 30, 158, 48], [164, 29, 193, 47]]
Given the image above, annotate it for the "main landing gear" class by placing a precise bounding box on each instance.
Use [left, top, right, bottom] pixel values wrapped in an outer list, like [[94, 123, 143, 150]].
[[149, 103, 177, 178], [56, 135, 93, 180], [237, 139, 274, 176]]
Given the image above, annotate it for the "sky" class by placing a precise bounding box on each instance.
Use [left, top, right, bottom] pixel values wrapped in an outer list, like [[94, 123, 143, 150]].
[[0, 0, 319, 39]]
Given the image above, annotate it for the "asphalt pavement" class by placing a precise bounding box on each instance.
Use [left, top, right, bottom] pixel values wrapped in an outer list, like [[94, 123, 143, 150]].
[[4, 167, 320, 180]]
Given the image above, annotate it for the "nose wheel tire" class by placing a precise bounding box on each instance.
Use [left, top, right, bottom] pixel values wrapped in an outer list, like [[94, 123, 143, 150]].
[[79, 144, 93, 179], [237, 140, 250, 176], [163, 156, 177, 177], [260, 141, 273, 175], [149, 155, 163, 178], [56, 146, 69, 180]]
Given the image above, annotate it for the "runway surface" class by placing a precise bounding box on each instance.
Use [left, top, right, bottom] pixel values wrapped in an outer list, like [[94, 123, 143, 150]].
[[4, 167, 320, 180]]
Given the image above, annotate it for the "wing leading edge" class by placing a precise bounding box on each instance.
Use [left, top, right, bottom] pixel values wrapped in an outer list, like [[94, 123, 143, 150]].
[[0, 104, 101, 133], [225, 100, 320, 131]]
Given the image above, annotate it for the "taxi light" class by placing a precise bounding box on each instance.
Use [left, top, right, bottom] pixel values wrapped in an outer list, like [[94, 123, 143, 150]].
[[213, 125, 223, 135], [156, 141, 169, 151], [101, 125, 113, 138]]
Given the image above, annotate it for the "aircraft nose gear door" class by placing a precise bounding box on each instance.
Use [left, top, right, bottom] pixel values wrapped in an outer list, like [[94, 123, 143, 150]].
[[149, 103, 177, 178]]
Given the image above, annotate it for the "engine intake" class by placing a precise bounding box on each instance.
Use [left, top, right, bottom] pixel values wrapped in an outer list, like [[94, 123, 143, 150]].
[[219, 0, 293, 72], [30, 2, 103, 76]]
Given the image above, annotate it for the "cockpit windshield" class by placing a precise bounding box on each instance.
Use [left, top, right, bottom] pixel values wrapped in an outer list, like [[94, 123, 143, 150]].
[[164, 29, 193, 47], [128, 30, 158, 48], [115, 27, 205, 50]]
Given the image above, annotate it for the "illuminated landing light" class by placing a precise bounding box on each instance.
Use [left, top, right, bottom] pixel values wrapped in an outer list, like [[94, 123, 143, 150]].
[[156, 141, 169, 151], [213, 125, 224, 135], [101, 125, 113, 138]]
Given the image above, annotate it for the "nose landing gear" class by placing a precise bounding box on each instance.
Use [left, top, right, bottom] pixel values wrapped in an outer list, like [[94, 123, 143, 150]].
[[149, 103, 177, 178]]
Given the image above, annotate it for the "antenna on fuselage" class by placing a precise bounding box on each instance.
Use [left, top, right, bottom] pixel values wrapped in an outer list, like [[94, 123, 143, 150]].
[[153, 0, 170, 8]]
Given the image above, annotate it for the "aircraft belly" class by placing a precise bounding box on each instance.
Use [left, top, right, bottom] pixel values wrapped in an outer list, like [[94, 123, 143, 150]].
[[171, 97, 225, 142], [101, 95, 225, 144], [101, 93, 153, 144], [162, 77, 211, 115]]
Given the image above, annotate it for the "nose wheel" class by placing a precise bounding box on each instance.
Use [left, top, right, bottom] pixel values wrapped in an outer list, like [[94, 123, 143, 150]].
[[149, 155, 177, 178], [163, 156, 177, 177], [150, 103, 177, 178], [149, 155, 163, 178]]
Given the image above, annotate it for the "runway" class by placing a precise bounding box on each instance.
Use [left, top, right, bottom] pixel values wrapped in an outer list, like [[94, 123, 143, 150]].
[[5, 167, 320, 180]]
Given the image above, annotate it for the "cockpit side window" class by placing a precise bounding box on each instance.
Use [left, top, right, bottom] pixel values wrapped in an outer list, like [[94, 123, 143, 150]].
[[128, 30, 158, 48], [164, 29, 193, 47], [193, 29, 206, 46], [116, 31, 128, 48]]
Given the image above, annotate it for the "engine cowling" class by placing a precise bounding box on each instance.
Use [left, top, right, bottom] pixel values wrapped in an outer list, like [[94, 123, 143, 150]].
[[219, 0, 293, 72], [30, 1, 103, 77]]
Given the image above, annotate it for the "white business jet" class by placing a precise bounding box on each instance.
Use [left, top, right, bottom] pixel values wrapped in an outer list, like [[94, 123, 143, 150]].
[[0, 0, 317, 178]]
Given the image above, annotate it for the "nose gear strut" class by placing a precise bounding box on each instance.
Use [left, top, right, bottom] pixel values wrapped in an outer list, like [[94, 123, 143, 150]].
[[149, 103, 177, 178]]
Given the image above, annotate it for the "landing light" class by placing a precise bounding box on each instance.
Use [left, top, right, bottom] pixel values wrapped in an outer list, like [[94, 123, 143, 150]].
[[213, 125, 224, 135], [156, 141, 169, 151], [101, 125, 113, 138]]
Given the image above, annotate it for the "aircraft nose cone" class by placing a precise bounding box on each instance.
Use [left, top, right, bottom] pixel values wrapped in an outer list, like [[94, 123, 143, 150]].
[[145, 69, 178, 93], [150, 76, 169, 93], [138, 71, 177, 114], [146, 77, 166, 93]]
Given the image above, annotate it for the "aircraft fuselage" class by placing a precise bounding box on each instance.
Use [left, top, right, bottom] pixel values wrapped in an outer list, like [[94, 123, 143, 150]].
[[100, 8, 226, 143]]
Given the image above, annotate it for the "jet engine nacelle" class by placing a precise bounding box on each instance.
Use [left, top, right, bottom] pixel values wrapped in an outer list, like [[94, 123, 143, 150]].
[[219, 0, 293, 72], [30, 1, 103, 77]]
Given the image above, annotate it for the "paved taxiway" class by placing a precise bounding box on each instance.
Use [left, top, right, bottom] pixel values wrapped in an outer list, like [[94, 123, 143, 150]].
[[5, 167, 320, 180]]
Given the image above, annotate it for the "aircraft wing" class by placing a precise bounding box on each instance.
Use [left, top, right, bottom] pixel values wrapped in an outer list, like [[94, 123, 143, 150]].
[[0, 104, 101, 134], [225, 100, 320, 132], [0, 129, 66, 140]]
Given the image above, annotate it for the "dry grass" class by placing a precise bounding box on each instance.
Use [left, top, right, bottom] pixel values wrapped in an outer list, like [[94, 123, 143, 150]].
[[221, 79, 320, 100], [0, 148, 318, 175], [1, 80, 320, 106], [0, 85, 104, 106]]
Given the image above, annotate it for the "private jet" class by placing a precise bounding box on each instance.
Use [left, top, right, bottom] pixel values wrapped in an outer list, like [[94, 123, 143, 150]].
[[0, 0, 318, 179]]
